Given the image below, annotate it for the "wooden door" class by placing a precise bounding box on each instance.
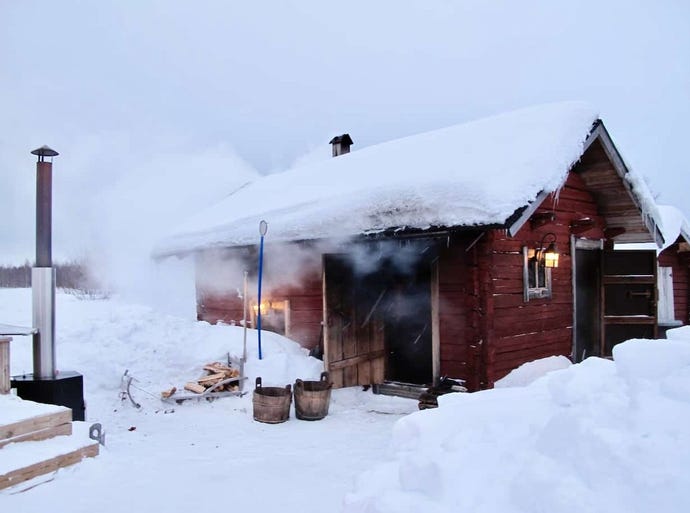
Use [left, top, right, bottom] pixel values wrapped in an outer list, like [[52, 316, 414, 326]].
[[601, 250, 657, 356], [323, 255, 385, 388]]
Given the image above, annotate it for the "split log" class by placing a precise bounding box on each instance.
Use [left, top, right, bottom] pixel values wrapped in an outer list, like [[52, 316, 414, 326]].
[[184, 382, 205, 394], [197, 373, 226, 385], [160, 387, 177, 399]]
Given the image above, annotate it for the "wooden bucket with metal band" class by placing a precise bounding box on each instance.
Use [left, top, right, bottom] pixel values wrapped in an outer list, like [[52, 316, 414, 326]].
[[252, 377, 292, 424], [294, 372, 332, 421]]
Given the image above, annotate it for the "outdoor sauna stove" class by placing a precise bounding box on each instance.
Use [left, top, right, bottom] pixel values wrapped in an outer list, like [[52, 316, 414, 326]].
[[11, 146, 85, 421]]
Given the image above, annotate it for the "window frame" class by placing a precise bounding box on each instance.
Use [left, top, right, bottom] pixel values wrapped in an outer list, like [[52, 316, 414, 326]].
[[523, 246, 553, 301]]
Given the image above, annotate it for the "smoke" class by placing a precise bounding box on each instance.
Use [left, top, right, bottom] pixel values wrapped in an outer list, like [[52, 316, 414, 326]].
[[195, 235, 439, 302], [57, 133, 261, 316], [347, 238, 437, 278]]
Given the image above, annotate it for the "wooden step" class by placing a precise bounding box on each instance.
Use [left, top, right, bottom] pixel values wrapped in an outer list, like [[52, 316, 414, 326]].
[[372, 381, 426, 400], [0, 395, 73, 449], [0, 422, 99, 491]]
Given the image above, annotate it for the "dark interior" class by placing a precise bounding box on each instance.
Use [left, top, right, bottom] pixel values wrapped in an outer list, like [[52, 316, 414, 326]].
[[574, 247, 601, 361]]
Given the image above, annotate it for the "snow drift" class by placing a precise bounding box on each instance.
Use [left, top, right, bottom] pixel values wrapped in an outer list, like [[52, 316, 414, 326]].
[[344, 332, 690, 513]]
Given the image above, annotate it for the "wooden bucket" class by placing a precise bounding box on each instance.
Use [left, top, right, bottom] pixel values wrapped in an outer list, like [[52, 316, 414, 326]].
[[294, 372, 332, 421], [253, 377, 292, 424]]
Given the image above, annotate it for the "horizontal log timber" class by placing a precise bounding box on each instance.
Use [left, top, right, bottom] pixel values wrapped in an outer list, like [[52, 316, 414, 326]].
[[328, 349, 386, 371], [557, 187, 603, 202], [494, 338, 571, 359], [495, 315, 573, 338], [494, 327, 572, 352], [493, 293, 572, 309], [578, 162, 615, 174], [494, 305, 573, 320], [493, 348, 572, 369]]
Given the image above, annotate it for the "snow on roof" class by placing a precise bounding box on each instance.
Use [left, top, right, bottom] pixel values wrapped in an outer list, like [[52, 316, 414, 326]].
[[154, 102, 599, 256], [618, 204, 690, 253], [656, 205, 690, 250]]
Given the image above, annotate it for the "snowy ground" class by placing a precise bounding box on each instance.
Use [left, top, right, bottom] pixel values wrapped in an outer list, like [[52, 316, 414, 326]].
[[2, 288, 689, 512], [0, 289, 417, 511]]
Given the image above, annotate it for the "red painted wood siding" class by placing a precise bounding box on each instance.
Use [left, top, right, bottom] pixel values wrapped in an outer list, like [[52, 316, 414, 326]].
[[659, 244, 689, 324], [437, 235, 482, 390], [265, 276, 323, 350], [196, 254, 323, 350], [485, 171, 607, 384]]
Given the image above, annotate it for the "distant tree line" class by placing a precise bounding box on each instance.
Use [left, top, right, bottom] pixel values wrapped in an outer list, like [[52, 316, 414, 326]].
[[0, 261, 90, 289]]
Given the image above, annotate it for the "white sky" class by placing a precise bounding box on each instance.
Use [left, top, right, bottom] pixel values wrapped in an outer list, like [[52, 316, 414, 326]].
[[1, 1, 689, 264]]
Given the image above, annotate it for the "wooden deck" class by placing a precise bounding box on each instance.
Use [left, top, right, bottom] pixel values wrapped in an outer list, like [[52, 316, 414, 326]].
[[0, 403, 99, 491]]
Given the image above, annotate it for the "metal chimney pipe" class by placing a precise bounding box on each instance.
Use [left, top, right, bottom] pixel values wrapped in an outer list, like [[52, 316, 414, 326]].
[[35, 160, 53, 266], [31, 145, 59, 379]]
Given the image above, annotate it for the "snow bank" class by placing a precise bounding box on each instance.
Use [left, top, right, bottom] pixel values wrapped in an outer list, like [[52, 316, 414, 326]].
[[494, 355, 571, 388], [3, 289, 322, 414], [344, 337, 690, 513], [155, 102, 599, 255], [1, 289, 419, 512]]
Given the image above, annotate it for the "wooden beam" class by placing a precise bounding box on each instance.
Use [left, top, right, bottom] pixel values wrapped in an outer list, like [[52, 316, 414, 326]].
[[0, 409, 72, 444], [604, 227, 626, 239], [529, 212, 556, 230], [569, 218, 596, 235], [328, 349, 386, 371], [0, 443, 99, 491], [0, 423, 72, 449]]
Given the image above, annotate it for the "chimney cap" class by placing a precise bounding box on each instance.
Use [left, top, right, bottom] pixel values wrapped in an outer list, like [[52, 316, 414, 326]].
[[31, 145, 59, 158], [329, 134, 353, 145]]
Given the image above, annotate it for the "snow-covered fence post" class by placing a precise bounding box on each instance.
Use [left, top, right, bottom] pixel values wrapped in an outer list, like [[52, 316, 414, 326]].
[[257, 220, 268, 360]]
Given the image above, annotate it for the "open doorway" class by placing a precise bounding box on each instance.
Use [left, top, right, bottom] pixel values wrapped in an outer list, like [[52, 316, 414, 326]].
[[572, 238, 602, 362], [324, 241, 434, 387]]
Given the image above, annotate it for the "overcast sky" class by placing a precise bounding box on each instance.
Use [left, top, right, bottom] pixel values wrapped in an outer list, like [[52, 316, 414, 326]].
[[1, 1, 689, 267]]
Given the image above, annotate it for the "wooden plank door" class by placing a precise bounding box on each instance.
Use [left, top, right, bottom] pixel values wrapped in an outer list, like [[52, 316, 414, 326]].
[[601, 250, 657, 356], [323, 255, 385, 388]]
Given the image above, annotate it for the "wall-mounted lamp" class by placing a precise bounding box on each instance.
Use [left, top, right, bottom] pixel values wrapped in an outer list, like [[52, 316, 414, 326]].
[[536, 233, 559, 268]]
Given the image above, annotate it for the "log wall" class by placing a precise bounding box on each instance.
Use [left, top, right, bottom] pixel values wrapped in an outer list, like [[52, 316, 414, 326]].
[[436, 234, 485, 390], [196, 250, 323, 350], [486, 171, 607, 384]]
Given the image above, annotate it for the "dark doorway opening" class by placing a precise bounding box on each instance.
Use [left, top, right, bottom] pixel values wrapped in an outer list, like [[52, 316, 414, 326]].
[[324, 240, 434, 387], [573, 244, 601, 362]]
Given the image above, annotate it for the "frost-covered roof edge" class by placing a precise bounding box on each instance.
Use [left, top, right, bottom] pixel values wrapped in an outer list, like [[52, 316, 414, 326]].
[[507, 120, 663, 246]]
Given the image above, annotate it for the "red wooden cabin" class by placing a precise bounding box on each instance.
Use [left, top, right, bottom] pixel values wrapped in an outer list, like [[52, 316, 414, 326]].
[[156, 104, 663, 391]]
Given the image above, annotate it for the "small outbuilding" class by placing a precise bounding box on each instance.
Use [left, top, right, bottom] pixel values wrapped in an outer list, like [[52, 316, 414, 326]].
[[620, 205, 690, 335], [156, 102, 664, 391]]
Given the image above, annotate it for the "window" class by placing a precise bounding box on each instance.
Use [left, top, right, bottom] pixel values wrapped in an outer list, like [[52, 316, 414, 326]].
[[523, 246, 553, 301]]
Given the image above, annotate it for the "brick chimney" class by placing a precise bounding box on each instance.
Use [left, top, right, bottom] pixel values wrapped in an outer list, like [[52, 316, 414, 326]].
[[329, 134, 353, 157]]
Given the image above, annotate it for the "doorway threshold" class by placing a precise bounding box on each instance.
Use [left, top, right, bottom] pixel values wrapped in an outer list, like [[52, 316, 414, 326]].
[[372, 381, 427, 400]]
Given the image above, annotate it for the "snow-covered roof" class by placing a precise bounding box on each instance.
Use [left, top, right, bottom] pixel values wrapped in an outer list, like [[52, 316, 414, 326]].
[[656, 205, 690, 250], [155, 102, 602, 256], [619, 205, 690, 253]]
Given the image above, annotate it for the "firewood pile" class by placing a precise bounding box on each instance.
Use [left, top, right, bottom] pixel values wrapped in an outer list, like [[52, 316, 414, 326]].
[[417, 376, 467, 410], [161, 361, 241, 399]]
